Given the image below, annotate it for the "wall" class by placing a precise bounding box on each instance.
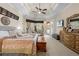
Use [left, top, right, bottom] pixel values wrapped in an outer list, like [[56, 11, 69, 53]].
[[0, 3, 24, 33], [54, 4, 79, 34], [57, 4, 79, 26]]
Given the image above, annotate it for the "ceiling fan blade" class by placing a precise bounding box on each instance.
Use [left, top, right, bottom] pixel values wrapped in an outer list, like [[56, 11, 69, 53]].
[[36, 7, 42, 11], [35, 7, 38, 10], [42, 12, 46, 14], [43, 9, 47, 11], [39, 8, 42, 11]]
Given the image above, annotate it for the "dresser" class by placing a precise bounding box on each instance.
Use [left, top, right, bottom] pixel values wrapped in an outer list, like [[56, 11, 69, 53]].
[[36, 36, 46, 52], [60, 30, 79, 53], [60, 13, 79, 53]]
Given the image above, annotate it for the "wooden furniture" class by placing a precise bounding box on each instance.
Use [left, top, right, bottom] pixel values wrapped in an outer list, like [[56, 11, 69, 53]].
[[60, 30, 79, 53], [36, 36, 46, 52], [0, 39, 3, 52], [60, 13, 79, 53], [0, 38, 36, 55]]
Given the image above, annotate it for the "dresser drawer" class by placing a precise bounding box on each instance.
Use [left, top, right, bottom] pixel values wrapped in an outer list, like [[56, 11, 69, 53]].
[[75, 40, 79, 51]]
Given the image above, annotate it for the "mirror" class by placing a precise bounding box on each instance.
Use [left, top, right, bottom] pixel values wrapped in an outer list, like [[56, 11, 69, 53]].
[[66, 13, 79, 32], [70, 18, 79, 29], [67, 13, 79, 29]]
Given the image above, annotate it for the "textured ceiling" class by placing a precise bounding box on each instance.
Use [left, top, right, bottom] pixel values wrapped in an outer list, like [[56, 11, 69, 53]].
[[9, 3, 70, 20]]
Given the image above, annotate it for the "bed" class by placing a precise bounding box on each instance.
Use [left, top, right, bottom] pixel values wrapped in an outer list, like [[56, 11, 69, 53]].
[[0, 33, 39, 56], [0, 38, 36, 56]]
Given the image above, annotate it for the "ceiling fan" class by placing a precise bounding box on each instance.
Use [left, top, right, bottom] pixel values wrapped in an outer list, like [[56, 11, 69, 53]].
[[32, 4, 47, 14]]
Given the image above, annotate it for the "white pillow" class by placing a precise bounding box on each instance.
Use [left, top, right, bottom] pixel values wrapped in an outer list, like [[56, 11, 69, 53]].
[[33, 34, 39, 45]]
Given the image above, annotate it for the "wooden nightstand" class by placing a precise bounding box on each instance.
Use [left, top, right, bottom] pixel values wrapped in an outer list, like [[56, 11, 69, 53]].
[[36, 36, 47, 52]]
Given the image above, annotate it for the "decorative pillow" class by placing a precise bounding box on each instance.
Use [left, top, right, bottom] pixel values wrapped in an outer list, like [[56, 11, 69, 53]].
[[68, 28, 72, 32]]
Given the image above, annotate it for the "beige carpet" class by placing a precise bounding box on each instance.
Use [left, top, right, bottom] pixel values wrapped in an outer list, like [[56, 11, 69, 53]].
[[44, 35, 79, 56]]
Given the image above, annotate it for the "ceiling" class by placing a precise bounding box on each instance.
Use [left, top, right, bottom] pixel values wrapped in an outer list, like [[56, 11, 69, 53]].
[[9, 3, 70, 21]]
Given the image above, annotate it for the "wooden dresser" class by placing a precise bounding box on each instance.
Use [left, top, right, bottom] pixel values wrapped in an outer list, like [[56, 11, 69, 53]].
[[60, 30, 79, 53], [36, 36, 46, 52], [60, 13, 79, 54]]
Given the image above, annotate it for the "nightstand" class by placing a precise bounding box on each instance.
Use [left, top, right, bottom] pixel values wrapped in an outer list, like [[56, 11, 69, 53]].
[[36, 36, 46, 52]]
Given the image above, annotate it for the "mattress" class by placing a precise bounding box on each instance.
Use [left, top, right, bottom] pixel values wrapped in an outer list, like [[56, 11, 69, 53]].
[[2, 39, 33, 55]]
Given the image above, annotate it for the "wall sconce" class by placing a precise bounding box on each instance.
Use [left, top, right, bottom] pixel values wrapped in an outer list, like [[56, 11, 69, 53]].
[[17, 26, 21, 30]]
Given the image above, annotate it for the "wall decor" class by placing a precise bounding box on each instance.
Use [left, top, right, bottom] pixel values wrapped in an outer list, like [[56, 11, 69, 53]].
[[26, 19, 44, 23], [57, 20, 64, 27], [7, 11, 11, 17], [0, 7, 19, 20], [2, 8, 7, 16], [67, 13, 79, 29], [0, 7, 2, 14], [1, 16, 10, 25]]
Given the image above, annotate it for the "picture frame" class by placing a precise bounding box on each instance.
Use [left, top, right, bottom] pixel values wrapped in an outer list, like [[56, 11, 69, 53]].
[[11, 13, 14, 19], [0, 7, 19, 20], [1, 16, 10, 25], [0, 7, 2, 14], [57, 20, 64, 27], [7, 11, 11, 17], [2, 8, 7, 16]]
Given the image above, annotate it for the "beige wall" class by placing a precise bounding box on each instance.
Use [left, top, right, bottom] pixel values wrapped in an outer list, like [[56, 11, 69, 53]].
[[0, 3, 24, 33], [54, 4, 79, 34], [57, 4, 79, 26]]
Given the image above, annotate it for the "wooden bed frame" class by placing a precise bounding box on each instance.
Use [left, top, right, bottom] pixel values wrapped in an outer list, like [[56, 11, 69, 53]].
[[0, 38, 36, 56]]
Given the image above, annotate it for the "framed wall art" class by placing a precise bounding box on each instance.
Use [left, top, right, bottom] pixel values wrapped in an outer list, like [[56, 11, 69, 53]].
[[57, 20, 64, 27]]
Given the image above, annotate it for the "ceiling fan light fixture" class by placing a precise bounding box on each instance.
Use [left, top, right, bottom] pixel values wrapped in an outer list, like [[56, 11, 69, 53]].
[[34, 4, 47, 15], [38, 11, 41, 14]]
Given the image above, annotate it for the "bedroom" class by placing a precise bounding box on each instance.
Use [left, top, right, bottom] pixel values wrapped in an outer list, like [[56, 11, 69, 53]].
[[0, 3, 79, 56]]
